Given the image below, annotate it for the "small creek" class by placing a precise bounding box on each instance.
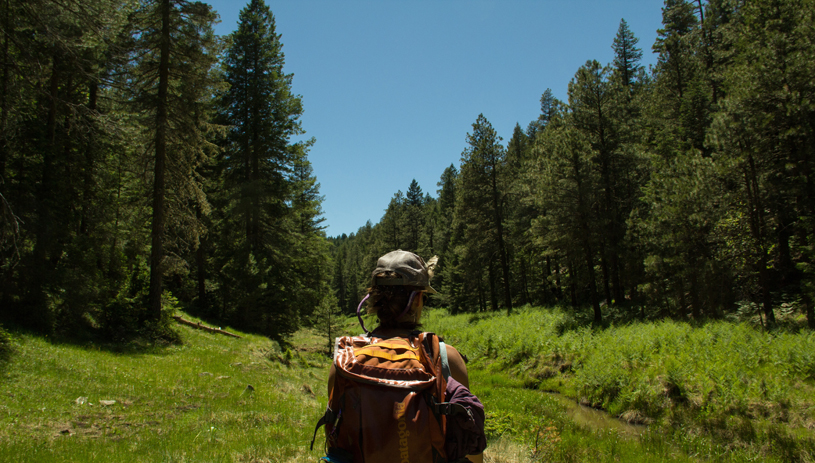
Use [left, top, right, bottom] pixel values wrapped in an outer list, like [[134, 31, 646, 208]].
[[544, 392, 646, 437]]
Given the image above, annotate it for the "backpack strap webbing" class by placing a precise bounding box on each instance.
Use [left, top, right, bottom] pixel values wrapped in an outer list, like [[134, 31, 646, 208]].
[[433, 401, 470, 417], [439, 341, 450, 381], [309, 407, 338, 451]]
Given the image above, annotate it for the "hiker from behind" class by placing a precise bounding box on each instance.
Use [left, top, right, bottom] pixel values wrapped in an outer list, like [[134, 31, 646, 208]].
[[314, 250, 486, 463]]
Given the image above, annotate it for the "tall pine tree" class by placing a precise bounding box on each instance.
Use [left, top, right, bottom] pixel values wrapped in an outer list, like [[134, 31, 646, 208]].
[[212, 0, 325, 338]]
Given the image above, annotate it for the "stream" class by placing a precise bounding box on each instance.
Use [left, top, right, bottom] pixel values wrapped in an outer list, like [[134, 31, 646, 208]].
[[544, 391, 646, 437]]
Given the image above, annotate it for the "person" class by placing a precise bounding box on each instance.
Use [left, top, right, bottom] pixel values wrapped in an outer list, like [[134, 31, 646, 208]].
[[326, 250, 484, 463]]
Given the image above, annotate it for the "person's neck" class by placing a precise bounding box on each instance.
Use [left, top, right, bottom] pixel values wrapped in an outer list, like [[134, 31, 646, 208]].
[[371, 326, 418, 339]]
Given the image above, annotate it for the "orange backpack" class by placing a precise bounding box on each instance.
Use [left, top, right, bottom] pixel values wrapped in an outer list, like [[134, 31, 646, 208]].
[[311, 332, 449, 463]]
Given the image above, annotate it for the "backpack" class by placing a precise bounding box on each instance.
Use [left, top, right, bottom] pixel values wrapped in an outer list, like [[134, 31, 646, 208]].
[[311, 331, 451, 463]]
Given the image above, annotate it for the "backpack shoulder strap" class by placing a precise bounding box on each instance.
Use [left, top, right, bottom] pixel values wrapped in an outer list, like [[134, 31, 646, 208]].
[[439, 341, 450, 381]]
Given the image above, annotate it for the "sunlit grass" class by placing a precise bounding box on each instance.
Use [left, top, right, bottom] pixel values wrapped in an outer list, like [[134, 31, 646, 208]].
[[0, 317, 329, 462], [423, 305, 815, 462], [3, 307, 814, 462]]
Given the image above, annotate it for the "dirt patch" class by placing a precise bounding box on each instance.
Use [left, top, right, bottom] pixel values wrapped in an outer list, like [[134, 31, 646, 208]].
[[176, 403, 200, 411]]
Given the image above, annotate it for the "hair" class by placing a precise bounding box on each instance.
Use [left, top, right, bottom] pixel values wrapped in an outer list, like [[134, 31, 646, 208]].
[[366, 272, 424, 330]]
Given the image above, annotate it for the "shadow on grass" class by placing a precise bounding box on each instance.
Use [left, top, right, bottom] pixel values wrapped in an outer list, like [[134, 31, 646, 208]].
[[0, 319, 181, 358]]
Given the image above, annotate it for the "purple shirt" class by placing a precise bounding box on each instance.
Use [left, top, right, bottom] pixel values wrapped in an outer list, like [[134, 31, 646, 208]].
[[444, 376, 487, 460]]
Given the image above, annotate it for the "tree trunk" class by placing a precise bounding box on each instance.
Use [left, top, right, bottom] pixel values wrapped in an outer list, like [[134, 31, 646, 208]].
[[583, 240, 602, 325], [79, 80, 98, 236], [744, 155, 775, 326], [572, 147, 601, 324], [689, 268, 702, 320], [24, 50, 61, 330], [567, 255, 577, 309], [776, 212, 794, 286], [251, 128, 260, 253], [611, 253, 624, 304], [149, 0, 172, 321], [543, 256, 555, 304], [0, 0, 9, 180], [109, 156, 124, 275], [489, 156, 512, 314], [196, 206, 206, 311], [519, 255, 529, 306], [804, 292, 815, 330], [695, 0, 719, 105], [477, 272, 486, 312], [599, 241, 612, 305], [676, 277, 687, 319], [671, 43, 685, 100], [487, 260, 498, 312]]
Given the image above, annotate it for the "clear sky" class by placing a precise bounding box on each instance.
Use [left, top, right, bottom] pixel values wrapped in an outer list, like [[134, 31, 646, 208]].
[[205, 0, 665, 237]]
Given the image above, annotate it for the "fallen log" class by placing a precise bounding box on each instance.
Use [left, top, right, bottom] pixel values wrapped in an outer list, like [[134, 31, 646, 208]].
[[173, 316, 242, 338]]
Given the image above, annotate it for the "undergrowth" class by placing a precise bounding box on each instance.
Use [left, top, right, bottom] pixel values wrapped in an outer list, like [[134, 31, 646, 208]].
[[423, 305, 815, 462], [0, 325, 11, 361]]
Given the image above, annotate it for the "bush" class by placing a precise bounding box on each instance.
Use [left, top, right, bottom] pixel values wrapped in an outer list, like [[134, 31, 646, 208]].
[[99, 258, 181, 345]]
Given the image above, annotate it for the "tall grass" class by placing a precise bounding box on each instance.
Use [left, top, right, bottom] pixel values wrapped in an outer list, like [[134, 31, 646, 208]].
[[423, 306, 815, 462]]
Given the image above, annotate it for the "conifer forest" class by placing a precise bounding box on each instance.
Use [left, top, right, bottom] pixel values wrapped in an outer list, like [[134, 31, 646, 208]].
[[1, 0, 815, 344]]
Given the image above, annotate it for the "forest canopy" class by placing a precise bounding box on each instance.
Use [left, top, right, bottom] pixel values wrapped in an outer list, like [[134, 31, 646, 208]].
[[0, 0, 328, 342], [1, 0, 813, 342], [329, 0, 815, 330]]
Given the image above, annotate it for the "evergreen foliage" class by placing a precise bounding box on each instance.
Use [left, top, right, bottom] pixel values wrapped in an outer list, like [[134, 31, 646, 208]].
[[202, 0, 328, 341], [612, 18, 644, 87], [0, 0, 329, 343], [1, 0, 813, 342], [328, 1, 815, 331]]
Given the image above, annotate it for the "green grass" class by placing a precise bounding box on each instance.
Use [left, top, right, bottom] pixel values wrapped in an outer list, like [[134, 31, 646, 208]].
[[3, 307, 814, 462], [0, 317, 330, 463], [423, 305, 815, 462]]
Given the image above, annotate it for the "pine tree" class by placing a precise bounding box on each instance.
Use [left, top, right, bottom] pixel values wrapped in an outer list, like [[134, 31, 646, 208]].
[[455, 114, 513, 314], [569, 60, 623, 305], [708, 0, 815, 327], [212, 0, 325, 338], [1, 0, 138, 332], [528, 116, 603, 323], [539, 88, 560, 128], [612, 19, 644, 87], [404, 179, 424, 251], [220, 0, 303, 253], [653, 0, 699, 102], [127, 0, 221, 321], [406, 179, 424, 207], [432, 165, 458, 298]]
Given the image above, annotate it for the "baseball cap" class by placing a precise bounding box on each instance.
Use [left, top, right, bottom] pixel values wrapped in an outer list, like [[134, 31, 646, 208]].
[[371, 250, 438, 294]]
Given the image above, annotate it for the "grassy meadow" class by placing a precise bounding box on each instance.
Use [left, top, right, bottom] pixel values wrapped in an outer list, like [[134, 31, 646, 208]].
[[0, 321, 328, 462], [1, 306, 814, 462]]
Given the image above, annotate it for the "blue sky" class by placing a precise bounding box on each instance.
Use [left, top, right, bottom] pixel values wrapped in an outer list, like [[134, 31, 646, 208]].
[[206, 0, 665, 237]]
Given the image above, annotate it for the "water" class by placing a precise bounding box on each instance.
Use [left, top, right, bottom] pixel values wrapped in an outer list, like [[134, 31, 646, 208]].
[[544, 391, 646, 437]]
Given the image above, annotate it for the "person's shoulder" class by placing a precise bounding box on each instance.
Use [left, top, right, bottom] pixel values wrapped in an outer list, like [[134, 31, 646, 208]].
[[440, 342, 469, 364], [439, 342, 471, 388], [443, 343, 461, 357]]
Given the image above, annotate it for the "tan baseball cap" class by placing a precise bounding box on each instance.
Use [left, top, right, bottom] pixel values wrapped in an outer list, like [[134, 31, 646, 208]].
[[371, 250, 438, 294]]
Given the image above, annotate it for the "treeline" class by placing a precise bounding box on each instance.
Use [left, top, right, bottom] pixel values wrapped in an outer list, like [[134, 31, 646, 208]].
[[331, 0, 815, 329], [0, 0, 330, 341]]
